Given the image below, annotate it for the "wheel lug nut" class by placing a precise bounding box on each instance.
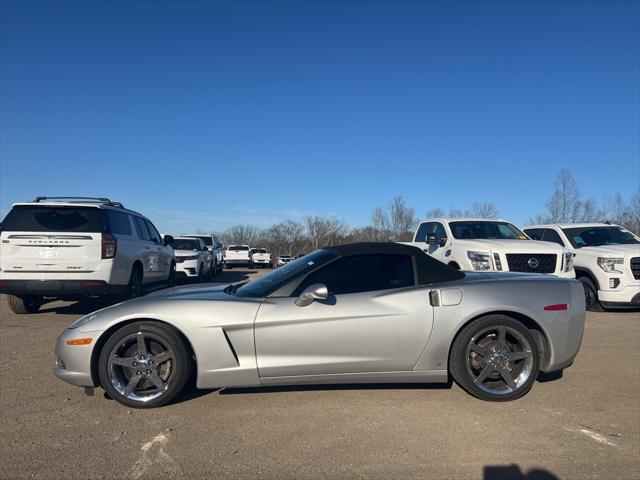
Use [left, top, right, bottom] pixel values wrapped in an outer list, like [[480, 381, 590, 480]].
[[136, 370, 141, 375], [132, 361, 137, 366]]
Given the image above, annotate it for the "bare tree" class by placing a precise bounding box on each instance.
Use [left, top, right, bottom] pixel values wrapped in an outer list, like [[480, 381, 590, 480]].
[[425, 208, 445, 218], [547, 169, 583, 223], [449, 208, 466, 218], [305, 216, 349, 250], [221, 225, 261, 246], [471, 202, 498, 218], [388, 196, 417, 241], [622, 193, 640, 234]]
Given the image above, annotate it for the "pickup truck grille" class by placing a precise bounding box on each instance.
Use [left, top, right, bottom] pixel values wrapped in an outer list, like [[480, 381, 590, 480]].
[[631, 257, 640, 280], [506, 254, 557, 274]]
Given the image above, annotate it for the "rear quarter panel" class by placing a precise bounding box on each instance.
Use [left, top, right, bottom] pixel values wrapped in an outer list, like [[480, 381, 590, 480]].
[[415, 276, 585, 373]]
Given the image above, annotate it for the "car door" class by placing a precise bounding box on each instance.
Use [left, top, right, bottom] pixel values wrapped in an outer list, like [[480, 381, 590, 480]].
[[417, 222, 448, 262], [145, 219, 171, 279], [254, 254, 434, 378]]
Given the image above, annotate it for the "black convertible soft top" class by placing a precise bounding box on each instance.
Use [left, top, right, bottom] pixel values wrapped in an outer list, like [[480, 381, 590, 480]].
[[323, 242, 465, 284]]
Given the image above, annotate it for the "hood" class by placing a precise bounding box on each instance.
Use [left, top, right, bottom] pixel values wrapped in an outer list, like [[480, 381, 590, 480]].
[[142, 282, 230, 300], [453, 238, 565, 253], [575, 244, 640, 257]]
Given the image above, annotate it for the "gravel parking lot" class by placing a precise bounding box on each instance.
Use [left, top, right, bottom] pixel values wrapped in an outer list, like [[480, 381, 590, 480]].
[[1, 268, 638, 480]]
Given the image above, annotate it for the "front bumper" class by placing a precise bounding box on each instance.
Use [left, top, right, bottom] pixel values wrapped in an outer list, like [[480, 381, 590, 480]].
[[176, 259, 200, 277], [0, 280, 126, 298], [599, 285, 640, 308], [53, 328, 99, 387]]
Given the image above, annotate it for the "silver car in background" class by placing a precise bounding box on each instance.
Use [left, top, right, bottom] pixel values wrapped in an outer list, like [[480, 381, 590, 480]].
[[54, 242, 585, 408]]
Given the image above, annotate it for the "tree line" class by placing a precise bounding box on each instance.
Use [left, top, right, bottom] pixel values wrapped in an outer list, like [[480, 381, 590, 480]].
[[206, 169, 639, 258]]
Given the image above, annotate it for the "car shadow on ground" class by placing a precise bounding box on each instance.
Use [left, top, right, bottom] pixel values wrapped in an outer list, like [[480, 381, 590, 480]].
[[219, 381, 455, 396], [484, 465, 560, 479]]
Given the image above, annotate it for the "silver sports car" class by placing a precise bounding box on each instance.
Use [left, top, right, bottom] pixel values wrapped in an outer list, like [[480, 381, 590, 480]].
[[54, 243, 585, 408]]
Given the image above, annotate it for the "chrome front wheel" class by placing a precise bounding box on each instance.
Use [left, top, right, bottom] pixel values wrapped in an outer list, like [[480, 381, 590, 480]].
[[98, 322, 192, 408]]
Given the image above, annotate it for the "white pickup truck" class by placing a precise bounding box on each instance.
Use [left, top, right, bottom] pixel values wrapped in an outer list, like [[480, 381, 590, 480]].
[[405, 218, 575, 278], [250, 248, 272, 268], [524, 223, 640, 310], [223, 245, 252, 269]]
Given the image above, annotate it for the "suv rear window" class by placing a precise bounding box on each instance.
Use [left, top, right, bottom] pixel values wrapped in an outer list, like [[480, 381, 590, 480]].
[[1, 206, 104, 232], [228, 245, 249, 250]]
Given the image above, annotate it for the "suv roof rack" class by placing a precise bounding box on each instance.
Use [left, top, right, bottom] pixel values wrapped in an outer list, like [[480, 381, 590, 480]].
[[32, 196, 125, 208]]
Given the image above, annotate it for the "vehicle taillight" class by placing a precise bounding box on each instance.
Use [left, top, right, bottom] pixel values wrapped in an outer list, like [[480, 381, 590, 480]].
[[223, 251, 226, 258], [102, 233, 117, 259]]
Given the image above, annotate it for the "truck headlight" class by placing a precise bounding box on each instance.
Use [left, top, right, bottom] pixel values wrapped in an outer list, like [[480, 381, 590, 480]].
[[563, 252, 574, 272], [597, 257, 623, 273], [467, 251, 492, 270]]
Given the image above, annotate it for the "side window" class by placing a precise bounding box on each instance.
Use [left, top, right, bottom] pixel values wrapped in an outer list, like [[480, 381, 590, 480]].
[[542, 229, 565, 246], [134, 217, 151, 241], [145, 219, 162, 243], [293, 254, 415, 296], [433, 223, 446, 239], [105, 211, 132, 236], [525, 229, 543, 240], [415, 222, 436, 242]]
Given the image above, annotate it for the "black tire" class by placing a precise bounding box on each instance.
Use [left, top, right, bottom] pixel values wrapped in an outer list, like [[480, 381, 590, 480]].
[[449, 315, 540, 402], [98, 321, 192, 408], [167, 262, 176, 288], [578, 276, 602, 312], [210, 260, 217, 278], [197, 264, 204, 283], [7, 295, 42, 314], [126, 264, 144, 298]]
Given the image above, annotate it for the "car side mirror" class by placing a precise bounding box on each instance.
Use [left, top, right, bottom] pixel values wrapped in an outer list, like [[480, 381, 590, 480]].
[[426, 233, 438, 245], [295, 283, 329, 307], [163, 235, 174, 246], [439, 236, 447, 247]]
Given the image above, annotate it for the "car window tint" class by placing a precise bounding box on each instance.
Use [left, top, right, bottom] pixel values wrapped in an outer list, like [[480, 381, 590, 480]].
[[542, 229, 564, 246], [1, 206, 103, 232], [105, 211, 132, 235], [145, 220, 161, 243], [414, 222, 435, 242], [134, 217, 151, 241], [294, 254, 415, 296], [524, 229, 543, 240]]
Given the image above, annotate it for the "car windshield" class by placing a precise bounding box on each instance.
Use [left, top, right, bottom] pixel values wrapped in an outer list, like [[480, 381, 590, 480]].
[[234, 250, 337, 298], [173, 239, 200, 250], [193, 237, 212, 246], [562, 226, 640, 248], [449, 221, 527, 240]]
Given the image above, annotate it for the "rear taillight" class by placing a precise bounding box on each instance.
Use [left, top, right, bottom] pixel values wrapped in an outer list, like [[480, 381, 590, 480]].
[[102, 233, 117, 259]]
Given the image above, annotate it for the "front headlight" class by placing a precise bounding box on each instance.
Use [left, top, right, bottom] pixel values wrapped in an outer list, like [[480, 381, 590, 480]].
[[597, 257, 624, 273], [68, 314, 97, 329], [563, 252, 574, 272], [467, 251, 492, 270]]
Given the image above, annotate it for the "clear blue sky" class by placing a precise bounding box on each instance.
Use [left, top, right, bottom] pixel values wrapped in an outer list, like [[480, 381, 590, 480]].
[[1, 0, 638, 234]]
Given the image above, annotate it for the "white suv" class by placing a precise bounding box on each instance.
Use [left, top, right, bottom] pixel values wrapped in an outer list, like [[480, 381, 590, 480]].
[[0, 197, 176, 313], [524, 223, 640, 310], [181, 233, 223, 276], [407, 218, 575, 277], [171, 237, 212, 281]]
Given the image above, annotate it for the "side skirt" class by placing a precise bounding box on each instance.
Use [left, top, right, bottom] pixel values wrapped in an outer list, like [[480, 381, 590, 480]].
[[259, 370, 448, 386]]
